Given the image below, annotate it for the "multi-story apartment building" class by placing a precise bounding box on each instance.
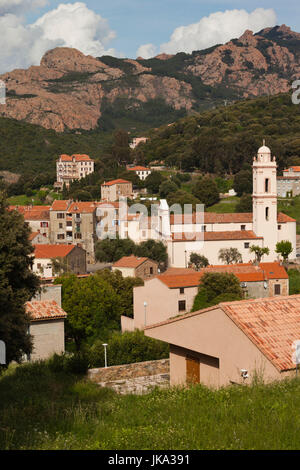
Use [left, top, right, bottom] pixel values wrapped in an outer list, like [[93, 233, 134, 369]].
[[49, 200, 97, 264], [101, 179, 133, 202], [55, 154, 94, 189]]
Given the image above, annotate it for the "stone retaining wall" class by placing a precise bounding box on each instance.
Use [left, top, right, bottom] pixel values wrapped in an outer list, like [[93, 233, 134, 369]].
[[87, 359, 170, 394]]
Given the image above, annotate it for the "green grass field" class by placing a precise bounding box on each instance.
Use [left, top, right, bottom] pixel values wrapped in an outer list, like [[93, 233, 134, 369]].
[[206, 196, 240, 213], [278, 196, 300, 235], [1, 361, 300, 450]]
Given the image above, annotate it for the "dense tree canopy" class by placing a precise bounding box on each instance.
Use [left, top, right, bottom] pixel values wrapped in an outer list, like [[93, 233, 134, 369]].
[[192, 176, 220, 207], [95, 237, 168, 268], [192, 272, 243, 311], [0, 193, 40, 364]]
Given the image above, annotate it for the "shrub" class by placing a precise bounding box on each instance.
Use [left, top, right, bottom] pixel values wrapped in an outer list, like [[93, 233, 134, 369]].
[[88, 330, 169, 368], [47, 352, 89, 375]]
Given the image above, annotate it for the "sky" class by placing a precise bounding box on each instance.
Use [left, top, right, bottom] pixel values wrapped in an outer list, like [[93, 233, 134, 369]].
[[0, 0, 299, 73]]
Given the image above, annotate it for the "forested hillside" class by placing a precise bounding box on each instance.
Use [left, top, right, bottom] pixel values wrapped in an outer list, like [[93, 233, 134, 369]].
[[137, 93, 300, 174]]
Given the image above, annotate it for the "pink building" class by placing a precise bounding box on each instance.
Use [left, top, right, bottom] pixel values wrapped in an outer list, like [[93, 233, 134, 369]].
[[145, 295, 300, 388]]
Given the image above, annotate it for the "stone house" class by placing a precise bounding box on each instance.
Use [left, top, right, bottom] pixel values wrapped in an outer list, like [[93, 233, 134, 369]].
[[122, 262, 288, 331], [101, 179, 133, 202], [33, 244, 86, 278], [145, 295, 300, 388], [26, 300, 67, 361], [49, 200, 97, 263], [112, 255, 158, 280]]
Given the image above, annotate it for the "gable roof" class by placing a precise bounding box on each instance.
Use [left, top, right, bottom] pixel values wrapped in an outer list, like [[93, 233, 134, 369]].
[[113, 255, 155, 268], [128, 166, 150, 171], [9, 205, 50, 221], [283, 166, 300, 172], [59, 154, 92, 162], [171, 230, 262, 242], [26, 300, 67, 321], [156, 262, 287, 288], [170, 212, 296, 224], [101, 179, 131, 186], [33, 244, 76, 259], [145, 295, 300, 372]]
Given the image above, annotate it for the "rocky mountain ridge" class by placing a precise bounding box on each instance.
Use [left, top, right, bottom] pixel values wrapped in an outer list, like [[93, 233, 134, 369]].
[[0, 25, 299, 132]]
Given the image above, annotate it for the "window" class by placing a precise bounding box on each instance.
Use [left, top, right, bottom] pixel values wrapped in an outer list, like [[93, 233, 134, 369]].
[[57, 213, 65, 219], [265, 207, 269, 221], [40, 222, 48, 227], [241, 225, 246, 231], [59, 223, 63, 229], [265, 178, 270, 193], [274, 284, 281, 295], [180, 287, 185, 294], [57, 234, 64, 240], [178, 300, 186, 312], [244, 242, 250, 249], [150, 267, 153, 275], [278, 225, 282, 230], [201, 225, 206, 232]]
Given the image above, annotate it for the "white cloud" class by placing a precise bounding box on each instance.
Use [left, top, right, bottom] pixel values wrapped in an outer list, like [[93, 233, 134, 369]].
[[0, 0, 48, 15], [34, 2, 116, 57], [160, 8, 277, 55], [136, 43, 157, 59], [0, 2, 117, 73]]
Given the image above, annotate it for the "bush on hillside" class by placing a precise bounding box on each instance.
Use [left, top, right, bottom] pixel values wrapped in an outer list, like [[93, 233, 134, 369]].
[[88, 330, 169, 368]]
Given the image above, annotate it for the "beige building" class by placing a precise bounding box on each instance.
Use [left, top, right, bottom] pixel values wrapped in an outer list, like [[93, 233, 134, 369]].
[[49, 200, 97, 263], [101, 179, 133, 202], [26, 300, 67, 361], [112, 255, 158, 280], [145, 295, 300, 388], [55, 154, 94, 189], [122, 262, 288, 331], [129, 137, 148, 149], [33, 244, 87, 278]]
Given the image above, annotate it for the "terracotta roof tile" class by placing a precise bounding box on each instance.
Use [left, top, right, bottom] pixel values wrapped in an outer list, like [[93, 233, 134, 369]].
[[101, 179, 131, 186], [26, 300, 67, 321], [59, 154, 93, 162], [145, 295, 300, 372], [171, 230, 262, 242], [113, 255, 151, 268], [51, 200, 70, 211], [9, 205, 50, 220], [156, 262, 287, 287], [128, 166, 150, 171], [170, 212, 296, 224], [34, 244, 76, 259]]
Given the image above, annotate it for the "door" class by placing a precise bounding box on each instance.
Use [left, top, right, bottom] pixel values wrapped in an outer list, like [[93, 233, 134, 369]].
[[186, 356, 200, 384]]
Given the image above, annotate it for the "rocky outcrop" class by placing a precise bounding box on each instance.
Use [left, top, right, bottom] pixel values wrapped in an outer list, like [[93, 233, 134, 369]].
[[0, 25, 299, 132]]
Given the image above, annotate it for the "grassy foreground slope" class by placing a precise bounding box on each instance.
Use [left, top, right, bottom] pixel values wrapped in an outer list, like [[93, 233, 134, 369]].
[[0, 361, 299, 450]]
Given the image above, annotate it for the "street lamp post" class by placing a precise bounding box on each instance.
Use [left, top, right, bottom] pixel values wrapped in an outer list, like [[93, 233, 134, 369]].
[[102, 343, 108, 368], [144, 301, 147, 327]]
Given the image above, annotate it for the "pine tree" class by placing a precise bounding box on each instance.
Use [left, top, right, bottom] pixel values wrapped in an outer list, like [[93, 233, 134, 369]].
[[0, 193, 40, 364]]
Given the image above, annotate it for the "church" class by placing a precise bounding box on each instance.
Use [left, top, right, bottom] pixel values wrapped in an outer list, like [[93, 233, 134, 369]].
[[120, 144, 297, 267]]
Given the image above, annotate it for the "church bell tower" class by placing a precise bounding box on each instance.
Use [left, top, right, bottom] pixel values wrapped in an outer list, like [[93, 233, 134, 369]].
[[252, 142, 277, 259]]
